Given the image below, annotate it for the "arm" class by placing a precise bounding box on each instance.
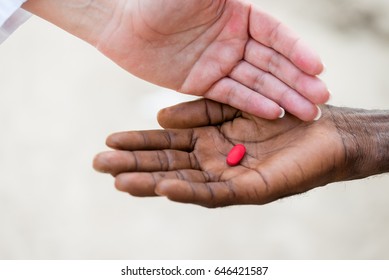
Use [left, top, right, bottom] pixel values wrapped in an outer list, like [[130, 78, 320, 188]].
[[21, 0, 114, 45], [22, 0, 329, 121], [93, 99, 389, 208], [327, 106, 389, 180]]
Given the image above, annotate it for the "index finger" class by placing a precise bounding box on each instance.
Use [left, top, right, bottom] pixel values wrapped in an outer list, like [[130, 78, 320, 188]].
[[106, 129, 196, 151]]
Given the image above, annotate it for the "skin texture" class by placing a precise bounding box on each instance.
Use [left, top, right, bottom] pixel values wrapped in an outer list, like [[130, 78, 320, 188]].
[[93, 99, 389, 208], [23, 0, 329, 120]]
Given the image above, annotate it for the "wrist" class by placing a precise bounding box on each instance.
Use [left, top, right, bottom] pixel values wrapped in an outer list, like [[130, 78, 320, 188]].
[[329, 105, 389, 180], [22, 0, 120, 45]]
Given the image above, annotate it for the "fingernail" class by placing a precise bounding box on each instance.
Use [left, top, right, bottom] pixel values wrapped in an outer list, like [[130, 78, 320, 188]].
[[314, 106, 322, 121], [278, 107, 285, 119]]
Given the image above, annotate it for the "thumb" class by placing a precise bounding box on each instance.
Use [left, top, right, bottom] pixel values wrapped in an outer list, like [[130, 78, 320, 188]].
[[157, 99, 240, 129]]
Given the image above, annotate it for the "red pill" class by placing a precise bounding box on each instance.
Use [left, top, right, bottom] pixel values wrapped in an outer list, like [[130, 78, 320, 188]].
[[226, 144, 246, 166]]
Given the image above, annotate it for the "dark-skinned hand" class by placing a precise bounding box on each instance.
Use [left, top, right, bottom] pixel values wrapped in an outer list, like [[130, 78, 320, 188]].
[[92, 99, 374, 208]]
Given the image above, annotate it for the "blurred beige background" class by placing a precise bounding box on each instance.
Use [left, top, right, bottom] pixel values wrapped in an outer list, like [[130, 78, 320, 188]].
[[0, 0, 389, 259]]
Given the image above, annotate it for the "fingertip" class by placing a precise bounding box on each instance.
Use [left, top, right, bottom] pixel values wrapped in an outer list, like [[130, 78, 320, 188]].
[[297, 56, 324, 76], [105, 132, 121, 149], [271, 107, 287, 120], [299, 105, 322, 121], [92, 151, 118, 175], [311, 87, 331, 105], [278, 107, 285, 119], [327, 90, 333, 103], [313, 61, 325, 76], [156, 179, 179, 196], [156, 179, 191, 201], [115, 173, 149, 196], [92, 152, 106, 173], [322, 89, 331, 104], [290, 103, 322, 122], [319, 86, 331, 104], [308, 52, 325, 76], [247, 98, 286, 120], [114, 173, 128, 192], [157, 99, 216, 129], [157, 107, 170, 128], [299, 76, 330, 105], [155, 182, 168, 196], [293, 42, 324, 76], [321, 63, 328, 75], [255, 108, 284, 120]]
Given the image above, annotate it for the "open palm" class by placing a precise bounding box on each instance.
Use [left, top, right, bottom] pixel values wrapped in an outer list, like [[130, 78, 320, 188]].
[[94, 99, 347, 208], [97, 0, 329, 120]]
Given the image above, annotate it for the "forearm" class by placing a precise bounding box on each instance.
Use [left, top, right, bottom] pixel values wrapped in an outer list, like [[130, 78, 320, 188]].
[[22, 0, 120, 45], [329, 106, 389, 181]]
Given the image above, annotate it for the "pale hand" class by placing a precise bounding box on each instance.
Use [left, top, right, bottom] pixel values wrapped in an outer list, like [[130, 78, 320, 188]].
[[97, 0, 329, 120], [24, 0, 329, 120]]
